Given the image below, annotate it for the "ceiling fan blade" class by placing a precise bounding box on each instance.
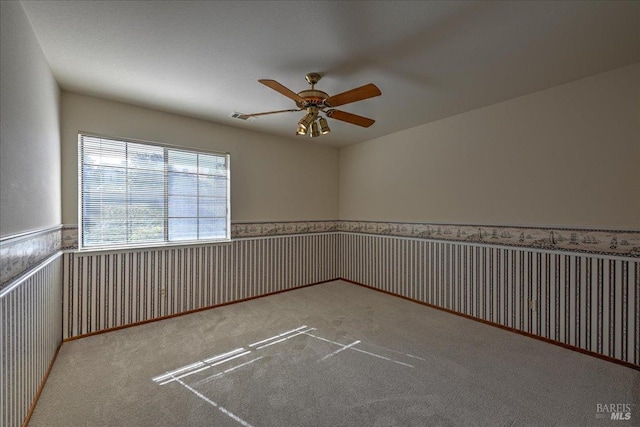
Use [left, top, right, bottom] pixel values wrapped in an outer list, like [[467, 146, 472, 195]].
[[324, 83, 381, 107], [259, 79, 306, 104], [237, 108, 301, 119], [326, 109, 375, 128]]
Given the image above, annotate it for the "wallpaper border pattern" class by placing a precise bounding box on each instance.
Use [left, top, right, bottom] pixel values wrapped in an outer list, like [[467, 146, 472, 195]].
[[59, 221, 639, 258], [338, 221, 639, 259], [0, 225, 62, 290]]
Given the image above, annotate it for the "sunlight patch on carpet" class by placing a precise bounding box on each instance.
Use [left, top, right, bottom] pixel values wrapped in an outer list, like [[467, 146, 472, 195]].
[[152, 324, 422, 426]]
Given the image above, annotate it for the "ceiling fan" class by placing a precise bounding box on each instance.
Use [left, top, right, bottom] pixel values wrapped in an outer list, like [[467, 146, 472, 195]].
[[238, 73, 381, 137]]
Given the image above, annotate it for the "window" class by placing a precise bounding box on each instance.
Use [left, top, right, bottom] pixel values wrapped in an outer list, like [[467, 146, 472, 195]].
[[79, 134, 230, 250]]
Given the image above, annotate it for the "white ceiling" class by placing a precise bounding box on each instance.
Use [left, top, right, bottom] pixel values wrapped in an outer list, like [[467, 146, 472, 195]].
[[20, 0, 639, 147]]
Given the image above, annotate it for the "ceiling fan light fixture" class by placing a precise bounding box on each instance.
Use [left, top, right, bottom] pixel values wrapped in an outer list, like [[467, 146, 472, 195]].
[[310, 121, 320, 137], [296, 124, 306, 135], [298, 112, 315, 130], [319, 117, 330, 135]]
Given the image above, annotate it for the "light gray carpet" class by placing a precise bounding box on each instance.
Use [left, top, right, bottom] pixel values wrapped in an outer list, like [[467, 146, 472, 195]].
[[29, 280, 639, 426]]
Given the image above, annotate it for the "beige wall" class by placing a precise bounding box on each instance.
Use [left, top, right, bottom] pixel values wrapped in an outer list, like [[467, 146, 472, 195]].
[[339, 63, 640, 228], [61, 92, 339, 224], [0, 1, 61, 237]]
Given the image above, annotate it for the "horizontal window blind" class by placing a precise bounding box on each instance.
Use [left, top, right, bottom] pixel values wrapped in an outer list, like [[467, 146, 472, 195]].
[[79, 134, 230, 250]]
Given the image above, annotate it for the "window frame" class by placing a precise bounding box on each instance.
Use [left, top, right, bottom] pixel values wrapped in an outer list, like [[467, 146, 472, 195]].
[[78, 132, 231, 252]]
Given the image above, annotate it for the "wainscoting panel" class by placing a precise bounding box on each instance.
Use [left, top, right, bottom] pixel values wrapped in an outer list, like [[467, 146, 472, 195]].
[[63, 233, 338, 338], [339, 233, 639, 367], [0, 255, 62, 427]]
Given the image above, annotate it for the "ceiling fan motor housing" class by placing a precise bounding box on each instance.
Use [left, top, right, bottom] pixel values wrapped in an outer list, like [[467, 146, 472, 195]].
[[296, 89, 329, 108]]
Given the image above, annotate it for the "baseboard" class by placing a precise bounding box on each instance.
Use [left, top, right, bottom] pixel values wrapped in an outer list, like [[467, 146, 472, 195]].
[[22, 342, 62, 427], [340, 278, 640, 372], [63, 278, 337, 342]]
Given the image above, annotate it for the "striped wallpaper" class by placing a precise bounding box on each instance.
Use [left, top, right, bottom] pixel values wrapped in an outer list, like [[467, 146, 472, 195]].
[[62, 233, 338, 338], [339, 233, 639, 367], [61, 227, 639, 367], [0, 255, 62, 427], [3, 221, 637, 427]]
